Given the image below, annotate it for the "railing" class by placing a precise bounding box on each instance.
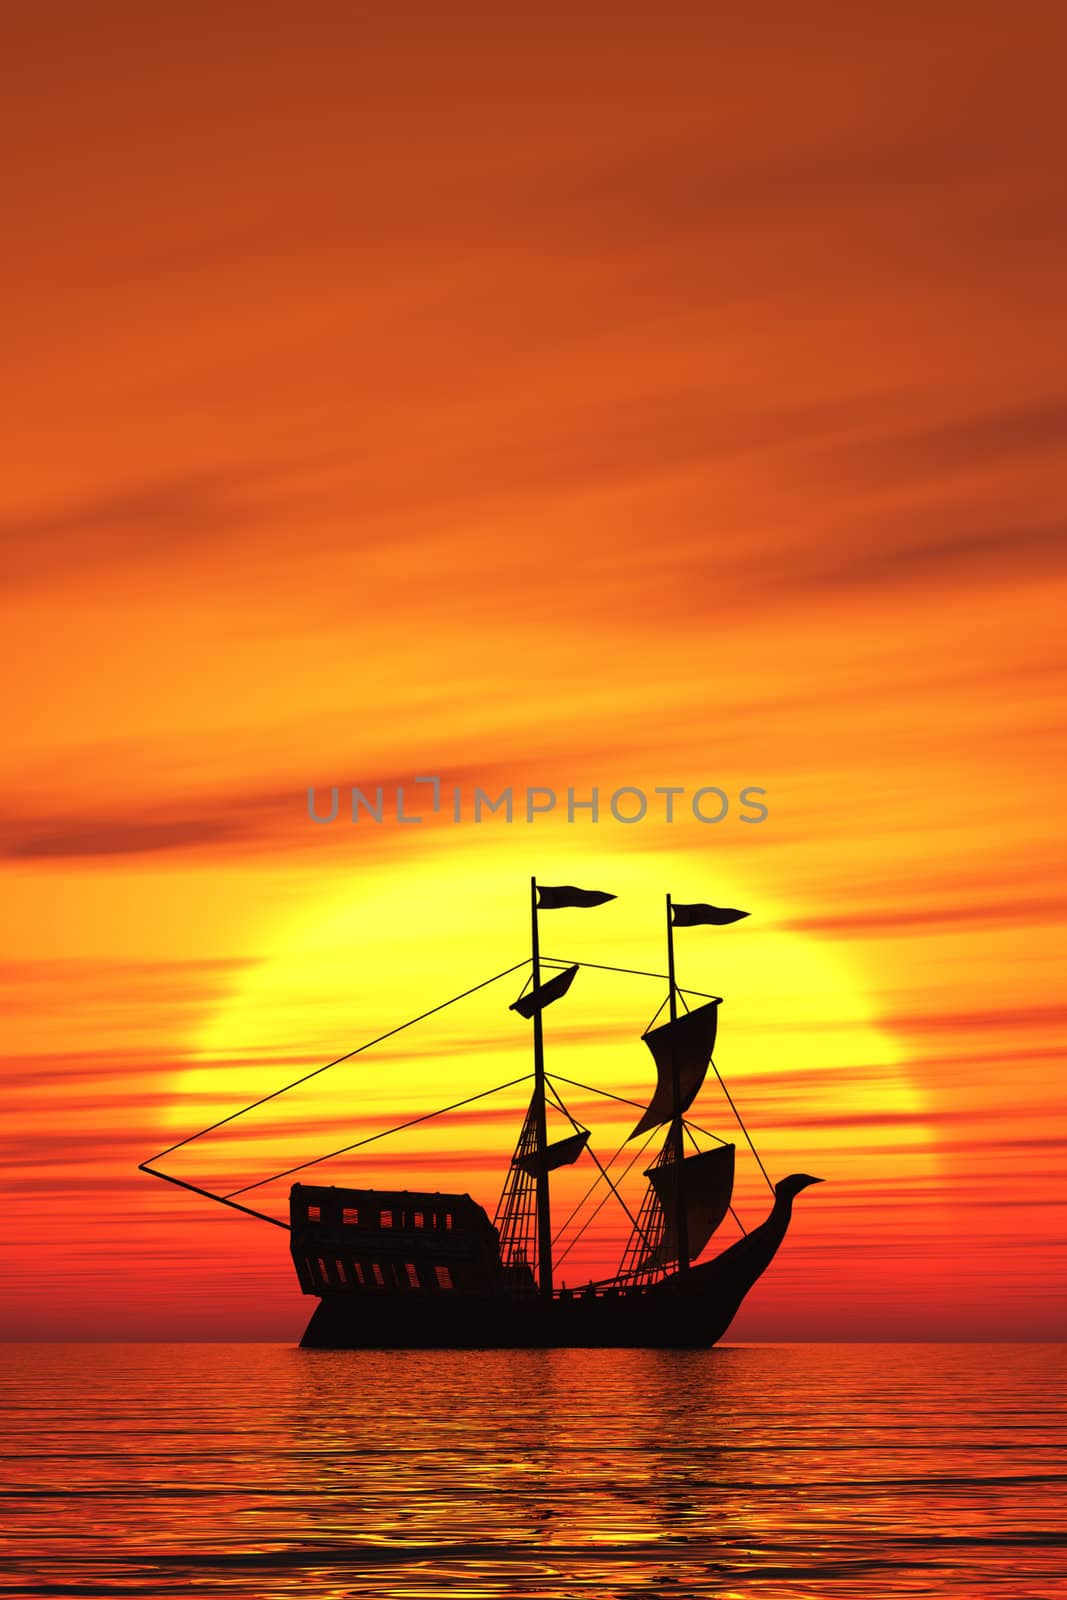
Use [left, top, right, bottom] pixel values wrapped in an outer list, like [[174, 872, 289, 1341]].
[[553, 1268, 668, 1302]]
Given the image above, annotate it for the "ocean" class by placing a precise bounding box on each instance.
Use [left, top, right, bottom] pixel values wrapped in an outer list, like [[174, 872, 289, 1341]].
[[1, 1343, 1063, 1598]]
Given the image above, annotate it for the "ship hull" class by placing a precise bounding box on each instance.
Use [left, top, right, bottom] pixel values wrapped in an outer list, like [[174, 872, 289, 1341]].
[[299, 1263, 758, 1350], [293, 1175, 817, 1349]]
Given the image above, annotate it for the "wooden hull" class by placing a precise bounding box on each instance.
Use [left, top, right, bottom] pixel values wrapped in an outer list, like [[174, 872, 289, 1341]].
[[297, 1177, 817, 1349], [300, 1261, 761, 1350]]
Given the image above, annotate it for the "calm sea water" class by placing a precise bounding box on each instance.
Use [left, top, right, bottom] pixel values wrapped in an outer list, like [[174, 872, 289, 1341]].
[[0, 1343, 1064, 1599]]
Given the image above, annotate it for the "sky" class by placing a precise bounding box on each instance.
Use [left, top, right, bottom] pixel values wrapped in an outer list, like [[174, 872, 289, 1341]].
[[3, 3, 1065, 1341]]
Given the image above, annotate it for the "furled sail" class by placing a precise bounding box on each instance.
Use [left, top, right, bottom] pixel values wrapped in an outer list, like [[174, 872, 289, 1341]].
[[513, 1129, 590, 1176], [510, 963, 579, 1018], [628, 999, 721, 1139], [642, 1143, 735, 1267]]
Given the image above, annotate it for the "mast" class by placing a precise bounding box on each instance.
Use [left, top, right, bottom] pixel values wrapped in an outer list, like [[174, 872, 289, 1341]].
[[530, 875, 553, 1299], [666, 892, 690, 1276], [507, 878, 613, 1295]]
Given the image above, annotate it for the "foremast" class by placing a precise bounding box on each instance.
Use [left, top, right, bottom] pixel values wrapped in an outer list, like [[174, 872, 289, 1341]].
[[618, 896, 751, 1282]]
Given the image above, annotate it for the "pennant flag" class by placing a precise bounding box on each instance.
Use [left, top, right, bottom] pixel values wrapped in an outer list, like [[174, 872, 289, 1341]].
[[537, 885, 615, 910], [510, 962, 579, 1018], [671, 903, 749, 927]]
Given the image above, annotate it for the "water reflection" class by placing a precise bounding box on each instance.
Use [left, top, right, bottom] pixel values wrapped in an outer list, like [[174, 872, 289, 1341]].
[[0, 1343, 1063, 1596]]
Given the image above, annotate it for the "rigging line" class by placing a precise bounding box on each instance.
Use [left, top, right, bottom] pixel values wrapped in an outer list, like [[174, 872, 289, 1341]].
[[538, 1080, 597, 1244], [546, 1073, 730, 1147], [643, 994, 669, 1034], [683, 1122, 748, 1237], [224, 1074, 534, 1198], [708, 1054, 775, 1196], [551, 1125, 657, 1253], [494, 1100, 529, 1222], [142, 958, 531, 1165], [546, 1079, 656, 1260], [539, 956, 718, 999], [544, 1078, 589, 1134], [553, 1131, 658, 1266], [552, 1171, 608, 1245], [138, 1165, 290, 1231], [546, 1097, 649, 1240], [681, 1118, 729, 1148], [550, 1154, 618, 1242]]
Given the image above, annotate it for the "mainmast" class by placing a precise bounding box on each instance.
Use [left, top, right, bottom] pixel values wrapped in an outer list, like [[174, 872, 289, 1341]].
[[666, 892, 690, 1276], [530, 874, 553, 1300], [501, 879, 616, 1298]]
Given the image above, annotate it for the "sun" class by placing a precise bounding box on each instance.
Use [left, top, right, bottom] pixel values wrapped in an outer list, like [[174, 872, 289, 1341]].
[[157, 834, 936, 1276]]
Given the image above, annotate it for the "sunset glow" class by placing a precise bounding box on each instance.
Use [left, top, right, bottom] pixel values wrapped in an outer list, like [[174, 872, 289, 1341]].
[[4, 5, 1065, 1341]]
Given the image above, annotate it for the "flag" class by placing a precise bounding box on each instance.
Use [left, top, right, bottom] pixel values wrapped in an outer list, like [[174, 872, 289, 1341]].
[[536, 885, 615, 909], [671, 902, 749, 927], [514, 1129, 590, 1176], [510, 962, 579, 1018]]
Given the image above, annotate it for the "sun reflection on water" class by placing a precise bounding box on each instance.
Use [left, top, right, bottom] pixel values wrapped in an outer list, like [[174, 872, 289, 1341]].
[[1, 1342, 1063, 1598]]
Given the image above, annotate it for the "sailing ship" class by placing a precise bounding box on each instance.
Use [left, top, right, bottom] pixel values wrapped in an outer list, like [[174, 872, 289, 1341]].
[[140, 879, 821, 1348]]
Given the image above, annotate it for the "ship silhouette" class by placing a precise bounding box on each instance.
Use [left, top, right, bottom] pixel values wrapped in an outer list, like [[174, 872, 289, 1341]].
[[141, 879, 821, 1348]]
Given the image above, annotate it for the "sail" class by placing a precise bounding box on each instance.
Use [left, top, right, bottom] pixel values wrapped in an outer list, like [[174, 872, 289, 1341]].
[[643, 1143, 735, 1267], [628, 999, 721, 1139], [513, 1129, 590, 1176], [510, 963, 579, 1018]]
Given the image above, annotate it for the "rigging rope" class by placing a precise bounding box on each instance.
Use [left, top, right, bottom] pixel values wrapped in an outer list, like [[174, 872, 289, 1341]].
[[708, 1055, 775, 1196], [137, 1165, 291, 1231], [545, 1078, 656, 1263], [539, 956, 718, 1000], [643, 994, 669, 1034], [552, 1124, 659, 1263], [143, 958, 530, 1165], [225, 1074, 533, 1198], [549, 1105, 643, 1241], [142, 946, 773, 1247], [546, 1073, 730, 1146]]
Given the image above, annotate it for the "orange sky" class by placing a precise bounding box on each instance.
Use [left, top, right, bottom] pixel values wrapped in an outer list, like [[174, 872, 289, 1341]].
[[3, 3, 1065, 1341]]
